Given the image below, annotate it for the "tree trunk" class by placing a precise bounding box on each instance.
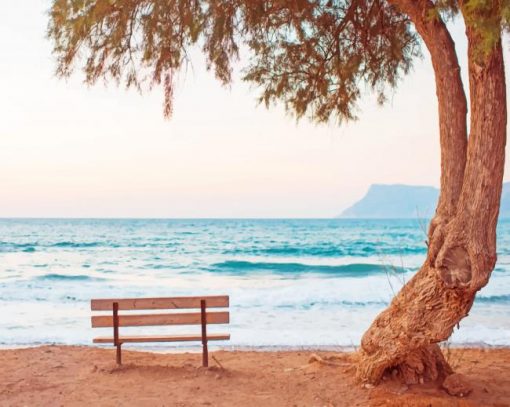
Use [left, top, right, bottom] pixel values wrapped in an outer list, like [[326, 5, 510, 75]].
[[356, 5, 507, 384]]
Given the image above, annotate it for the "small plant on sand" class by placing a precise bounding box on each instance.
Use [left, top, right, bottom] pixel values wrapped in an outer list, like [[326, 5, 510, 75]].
[[440, 330, 468, 372]]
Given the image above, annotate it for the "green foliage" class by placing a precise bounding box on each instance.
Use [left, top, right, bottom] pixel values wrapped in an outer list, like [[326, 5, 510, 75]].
[[434, 0, 460, 20], [48, 0, 418, 122], [241, 1, 419, 122], [49, 0, 208, 117], [461, 0, 508, 59], [504, 0, 510, 27]]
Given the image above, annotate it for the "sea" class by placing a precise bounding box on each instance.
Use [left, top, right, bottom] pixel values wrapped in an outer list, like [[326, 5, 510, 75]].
[[1, 218, 509, 350]]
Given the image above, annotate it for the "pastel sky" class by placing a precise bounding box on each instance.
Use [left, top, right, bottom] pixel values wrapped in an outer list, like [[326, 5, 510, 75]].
[[1, 1, 509, 218]]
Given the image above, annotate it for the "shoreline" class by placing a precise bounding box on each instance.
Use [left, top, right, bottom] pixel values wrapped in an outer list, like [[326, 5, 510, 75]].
[[1, 342, 508, 352], [1, 345, 509, 406]]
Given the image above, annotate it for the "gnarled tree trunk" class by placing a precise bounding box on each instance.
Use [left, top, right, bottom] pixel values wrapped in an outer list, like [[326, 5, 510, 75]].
[[357, 3, 507, 384]]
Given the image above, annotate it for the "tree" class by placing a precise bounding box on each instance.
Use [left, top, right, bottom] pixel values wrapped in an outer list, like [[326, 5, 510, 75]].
[[48, 0, 508, 385]]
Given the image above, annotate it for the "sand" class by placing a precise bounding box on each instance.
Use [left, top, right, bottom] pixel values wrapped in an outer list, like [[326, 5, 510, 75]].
[[0, 346, 509, 406]]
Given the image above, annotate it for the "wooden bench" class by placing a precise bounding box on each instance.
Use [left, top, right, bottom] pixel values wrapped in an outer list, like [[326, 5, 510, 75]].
[[91, 295, 230, 366]]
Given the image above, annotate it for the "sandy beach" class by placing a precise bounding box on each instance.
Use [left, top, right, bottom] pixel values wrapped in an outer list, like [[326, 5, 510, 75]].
[[0, 346, 508, 406], [3, 0, 510, 405]]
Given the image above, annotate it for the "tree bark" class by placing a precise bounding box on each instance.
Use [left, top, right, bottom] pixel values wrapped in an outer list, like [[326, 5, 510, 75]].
[[389, 1, 468, 223], [356, 3, 506, 384]]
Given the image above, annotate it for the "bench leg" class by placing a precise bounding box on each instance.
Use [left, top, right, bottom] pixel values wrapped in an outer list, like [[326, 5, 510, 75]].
[[200, 300, 208, 367], [116, 343, 122, 365], [202, 342, 208, 368], [113, 302, 122, 365]]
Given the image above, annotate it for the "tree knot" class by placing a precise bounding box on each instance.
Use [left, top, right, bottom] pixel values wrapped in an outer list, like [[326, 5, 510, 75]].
[[436, 246, 472, 288]]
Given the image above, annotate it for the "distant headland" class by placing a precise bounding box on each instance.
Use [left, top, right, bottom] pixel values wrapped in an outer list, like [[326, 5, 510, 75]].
[[339, 183, 510, 219]]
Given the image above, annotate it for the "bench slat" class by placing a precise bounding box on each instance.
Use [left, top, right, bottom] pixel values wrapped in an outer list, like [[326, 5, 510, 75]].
[[91, 311, 229, 328], [91, 296, 229, 311], [93, 333, 230, 344]]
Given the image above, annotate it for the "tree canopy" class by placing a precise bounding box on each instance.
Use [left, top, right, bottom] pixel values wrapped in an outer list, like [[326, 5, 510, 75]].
[[47, 1, 510, 121], [48, 0, 422, 121]]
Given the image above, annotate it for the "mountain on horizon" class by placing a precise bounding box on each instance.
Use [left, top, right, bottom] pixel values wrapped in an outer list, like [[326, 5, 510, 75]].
[[340, 183, 510, 219]]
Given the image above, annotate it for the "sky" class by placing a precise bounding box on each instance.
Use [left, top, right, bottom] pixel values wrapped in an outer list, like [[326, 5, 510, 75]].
[[0, 1, 509, 218]]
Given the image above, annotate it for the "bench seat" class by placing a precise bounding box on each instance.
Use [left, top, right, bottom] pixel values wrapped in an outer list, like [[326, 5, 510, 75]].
[[93, 333, 231, 344]]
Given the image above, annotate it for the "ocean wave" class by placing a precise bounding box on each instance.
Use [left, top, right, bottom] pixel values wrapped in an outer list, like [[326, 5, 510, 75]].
[[0, 242, 37, 253], [35, 274, 104, 282], [142, 263, 186, 270], [0, 240, 183, 251], [0, 241, 108, 251], [209, 260, 406, 276], [274, 299, 388, 309], [224, 244, 427, 258], [51, 241, 102, 248], [476, 294, 510, 304]]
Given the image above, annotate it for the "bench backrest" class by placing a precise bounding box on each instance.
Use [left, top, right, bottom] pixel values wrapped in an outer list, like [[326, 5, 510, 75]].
[[91, 295, 230, 328]]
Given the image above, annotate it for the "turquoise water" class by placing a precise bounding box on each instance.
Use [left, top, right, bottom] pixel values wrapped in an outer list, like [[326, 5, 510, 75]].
[[1, 218, 509, 348]]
